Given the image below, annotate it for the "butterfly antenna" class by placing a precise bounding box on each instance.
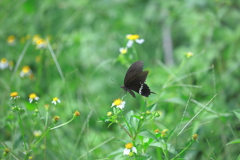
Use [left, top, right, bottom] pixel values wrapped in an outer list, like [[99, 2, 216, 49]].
[[110, 79, 120, 86]]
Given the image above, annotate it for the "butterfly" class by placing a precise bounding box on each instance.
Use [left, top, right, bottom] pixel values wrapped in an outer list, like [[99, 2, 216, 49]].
[[120, 60, 155, 98]]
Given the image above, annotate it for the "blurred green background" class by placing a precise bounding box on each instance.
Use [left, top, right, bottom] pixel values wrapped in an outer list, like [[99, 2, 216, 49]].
[[1, 0, 240, 159]]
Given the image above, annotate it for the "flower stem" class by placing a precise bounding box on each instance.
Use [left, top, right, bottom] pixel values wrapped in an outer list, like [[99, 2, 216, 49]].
[[17, 112, 28, 158], [171, 140, 194, 159], [50, 117, 75, 130]]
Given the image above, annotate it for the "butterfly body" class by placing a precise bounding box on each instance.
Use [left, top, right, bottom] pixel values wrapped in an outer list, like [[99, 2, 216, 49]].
[[121, 61, 155, 98]]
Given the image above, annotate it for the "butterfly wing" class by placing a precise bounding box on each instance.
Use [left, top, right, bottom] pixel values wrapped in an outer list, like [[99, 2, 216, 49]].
[[125, 71, 154, 97], [121, 60, 155, 98], [124, 60, 143, 85]]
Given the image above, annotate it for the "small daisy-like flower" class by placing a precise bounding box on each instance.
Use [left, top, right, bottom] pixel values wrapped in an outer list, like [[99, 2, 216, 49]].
[[44, 104, 49, 111], [185, 52, 194, 58], [74, 110, 80, 116], [126, 34, 144, 48], [10, 92, 20, 100], [111, 98, 126, 110], [161, 129, 168, 137], [52, 97, 61, 105], [7, 35, 16, 45], [119, 47, 128, 54], [192, 134, 198, 140], [123, 143, 137, 156], [29, 93, 40, 103], [154, 129, 160, 134], [33, 130, 42, 137], [53, 116, 60, 123], [107, 111, 112, 116], [36, 38, 47, 49], [0, 58, 9, 70], [20, 66, 32, 78]]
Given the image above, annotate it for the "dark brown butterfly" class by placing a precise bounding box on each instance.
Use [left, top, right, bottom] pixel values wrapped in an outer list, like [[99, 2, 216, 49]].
[[121, 60, 155, 98]]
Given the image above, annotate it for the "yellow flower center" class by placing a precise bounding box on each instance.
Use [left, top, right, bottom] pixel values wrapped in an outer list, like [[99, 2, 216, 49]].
[[113, 98, 122, 106], [120, 48, 127, 54], [29, 93, 37, 99], [126, 34, 140, 40], [154, 129, 160, 134], [125, 143, 133, 149], [22, 66, 31, 73], [107, 111, 112, 116], [53, 97, 59, 102], [10, 92, 18, 97], [7, 35, 15, 43], [185, 52, 193, 58], [1, 58, 7, 63], [36, 39, 46, 45]]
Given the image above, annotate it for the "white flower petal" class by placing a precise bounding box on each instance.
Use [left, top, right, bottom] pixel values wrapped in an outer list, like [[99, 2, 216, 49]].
[[123, 148, 130, 155], [135, 39, 144, 44], [111, 103, 115, 107], [132, 146, 137, 153], [117, 101, 125, 109], [126, 40, 134, 48]]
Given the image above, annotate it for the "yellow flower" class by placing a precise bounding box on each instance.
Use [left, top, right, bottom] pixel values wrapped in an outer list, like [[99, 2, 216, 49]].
[[10, 92, 20, 100], [111, 98, 125, 109], [20, 66, 32, 78], [29, 93, 40, 103], [107, 111, 112, 116], [185, 52, 194, 58], [74, 110, 80, 116], [33, 130, 42, 137], [192, 134, 198, 140], [52, 97, 61, 105], [7, 35, 16, 45], [126, 34, 140, 40], [161, 129, 168, 137], [53, 116, 60, 123], [126, 34, 144, 48], [123, 143, 137, 155], [119, 47, 128, 54], [154, 129, 160, 134], [36, 38, 47, 49], [0, 58, 9, 70]]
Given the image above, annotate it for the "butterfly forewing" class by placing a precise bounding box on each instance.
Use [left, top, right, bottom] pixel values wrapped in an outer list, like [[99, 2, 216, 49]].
[[124, 60, 143, 85]]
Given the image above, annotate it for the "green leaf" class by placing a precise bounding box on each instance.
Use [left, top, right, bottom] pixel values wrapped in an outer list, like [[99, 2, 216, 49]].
[[233, 111, 240, 121], [150, 140, 177, 154], [148, 103, 157, 112], [139, 129, 158, 141], [226, 139, 240, 146]]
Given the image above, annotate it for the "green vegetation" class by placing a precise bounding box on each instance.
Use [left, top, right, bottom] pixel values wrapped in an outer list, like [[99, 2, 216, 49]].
[[1, 0, 240, 159]]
